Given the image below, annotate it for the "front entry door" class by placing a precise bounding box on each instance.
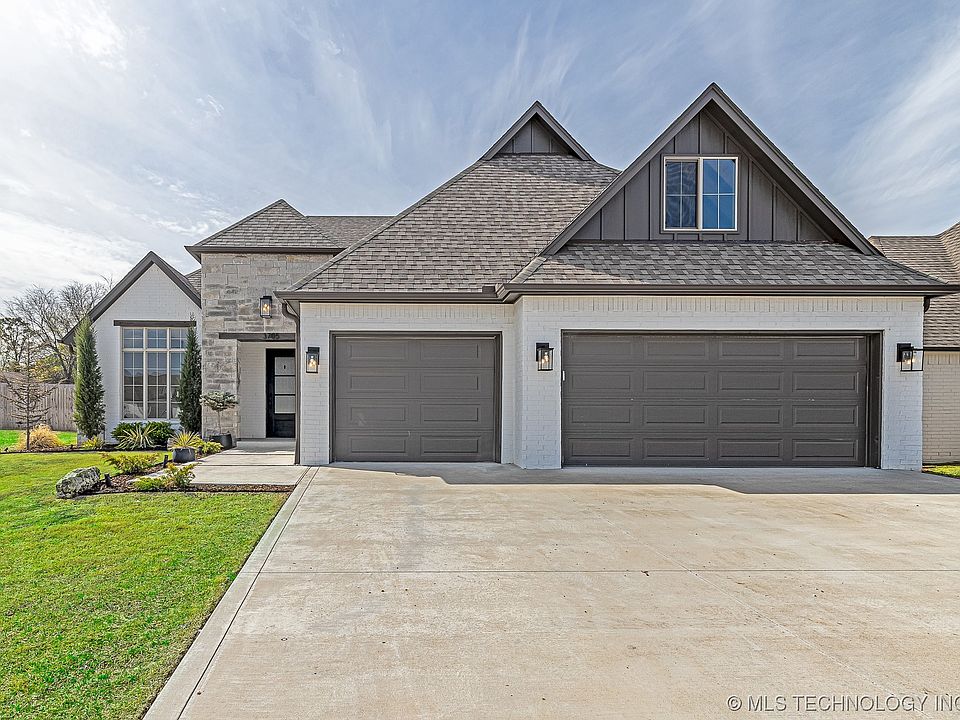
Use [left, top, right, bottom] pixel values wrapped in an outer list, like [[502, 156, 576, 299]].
[[266, 349, 296, 438]]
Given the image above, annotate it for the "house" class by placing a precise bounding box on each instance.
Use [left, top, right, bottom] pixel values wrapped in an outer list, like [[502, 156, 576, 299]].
[[65, 84, 959, 469], [871, 223, 960, 463]]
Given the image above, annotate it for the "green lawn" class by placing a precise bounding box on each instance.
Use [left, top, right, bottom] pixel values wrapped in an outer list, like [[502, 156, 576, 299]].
[[925, 464, 960, 479], [0, 453, 287, 719], [0, 429, 78, 450]]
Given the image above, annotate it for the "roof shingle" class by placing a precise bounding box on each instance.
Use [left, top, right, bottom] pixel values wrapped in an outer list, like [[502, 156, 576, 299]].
[[513, 241, 946, 287], [871, 223, 960, 346], [292, 155, 618, 293], [189, 199, 341, 252]]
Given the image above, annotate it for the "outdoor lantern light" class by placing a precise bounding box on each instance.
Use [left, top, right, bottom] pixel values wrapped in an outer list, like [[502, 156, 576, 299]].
[[259, 295, 273, 318], [305, 346, 320, 374], [897, 343, 924, 372], [535, 342, 554, 371]]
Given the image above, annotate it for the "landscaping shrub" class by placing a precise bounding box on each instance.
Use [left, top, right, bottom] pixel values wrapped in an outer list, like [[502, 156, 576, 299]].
[[131, 462, 196, 491], [73, 315, 106, 441], [144, 421, 175, 445], [13, 424, 65, 450], [101, 452, 164, 476], [116, 426, 153, 450], [162, 462, 196, 488], [112, 421, 174, 448], [178, 326, 202, 433], [80, 436, 104, 450], [131, 474, 167, 492], [171, 431, 202, 450], [199, 440, 222, 455]]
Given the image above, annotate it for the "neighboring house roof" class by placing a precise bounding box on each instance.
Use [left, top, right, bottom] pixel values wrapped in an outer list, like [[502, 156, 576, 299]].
[[185, 199, 347, 259], [62, 252, 200, 345], [871, 221, 960, 347], [288, 154, 618, 294]]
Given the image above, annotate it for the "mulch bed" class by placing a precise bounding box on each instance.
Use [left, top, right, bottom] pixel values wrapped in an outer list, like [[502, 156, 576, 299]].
[[91, 469, 291, 494]]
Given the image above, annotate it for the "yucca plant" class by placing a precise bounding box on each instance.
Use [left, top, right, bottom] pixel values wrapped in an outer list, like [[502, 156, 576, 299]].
[[171, 430, 202, 464], [116, 425, 153, 450], [171, 431, 202, 449]]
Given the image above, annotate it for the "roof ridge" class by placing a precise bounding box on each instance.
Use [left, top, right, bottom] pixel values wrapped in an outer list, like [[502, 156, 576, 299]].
[[287, 159, 488, 291], [190, 198, 335, 251]]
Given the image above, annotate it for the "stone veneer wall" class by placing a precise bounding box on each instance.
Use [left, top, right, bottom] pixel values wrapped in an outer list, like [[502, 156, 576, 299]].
[[199, 252, 334, 436]]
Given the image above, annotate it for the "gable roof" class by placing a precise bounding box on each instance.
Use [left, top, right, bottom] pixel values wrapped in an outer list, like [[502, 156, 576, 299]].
[[186, 199, 347, 259], [184, 268, 202, 293], [871, 221, 960, 347], [306, 215, 391, 244], [284, 155, 617, 296], [481, 101, 593, 161], [542, 84, 877, 256], [62, 252, 200, 345]]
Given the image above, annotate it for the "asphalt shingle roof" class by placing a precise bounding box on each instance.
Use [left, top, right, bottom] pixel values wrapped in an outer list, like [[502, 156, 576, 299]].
[[306, 215, 391, 244], [513, 241, 946, 287], [190, 199, 340, 251], [871, 222, 960, 346], [184, 269, 201, 292], [292, 155, 619, 293]]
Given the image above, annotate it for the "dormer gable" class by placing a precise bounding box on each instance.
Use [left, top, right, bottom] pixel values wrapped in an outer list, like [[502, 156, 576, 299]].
[[481, 101, 593, 161]]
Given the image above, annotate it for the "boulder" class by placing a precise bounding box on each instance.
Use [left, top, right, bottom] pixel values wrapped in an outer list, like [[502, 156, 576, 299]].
[[56, 467, 102, 499]]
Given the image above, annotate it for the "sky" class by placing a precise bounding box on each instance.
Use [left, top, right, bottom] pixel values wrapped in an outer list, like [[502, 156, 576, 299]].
[[1, 0, 959, 301]]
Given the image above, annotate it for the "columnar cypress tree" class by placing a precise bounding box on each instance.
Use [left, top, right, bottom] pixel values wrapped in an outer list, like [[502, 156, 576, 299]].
[[178, 326, 202, 433], [73, 315, 105, 440]]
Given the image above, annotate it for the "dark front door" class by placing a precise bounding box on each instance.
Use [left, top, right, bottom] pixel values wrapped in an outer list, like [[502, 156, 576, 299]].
[[562, 333, 870, 467], [332, 334, 500, 462], [266, 349, 296, 438]]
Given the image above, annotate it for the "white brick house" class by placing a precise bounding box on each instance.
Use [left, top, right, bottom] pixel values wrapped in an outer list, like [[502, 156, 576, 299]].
[[66, 85, 959, 470]]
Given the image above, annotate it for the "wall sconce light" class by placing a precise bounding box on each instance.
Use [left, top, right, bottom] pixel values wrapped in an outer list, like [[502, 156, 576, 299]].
[[896, 343, 923, 372], [305, 346, 320, 373], [259, 295, 273, 318], [535, 342, 554, 371]]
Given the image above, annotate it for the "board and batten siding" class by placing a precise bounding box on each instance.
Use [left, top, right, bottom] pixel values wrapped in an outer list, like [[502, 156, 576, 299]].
[[922, 351, 960, 463], [91, 264, 199, 438], [572, 108, 833, 243], [296, 295, 924, 471]]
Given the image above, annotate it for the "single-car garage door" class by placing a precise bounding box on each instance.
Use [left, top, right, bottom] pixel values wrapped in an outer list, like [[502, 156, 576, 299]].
[[333, 334, 499, 462], [562, 333, 872, 467]]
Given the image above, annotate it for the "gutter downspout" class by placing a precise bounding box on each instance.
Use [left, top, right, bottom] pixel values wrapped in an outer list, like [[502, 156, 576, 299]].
[[280, 300, 301, 465]]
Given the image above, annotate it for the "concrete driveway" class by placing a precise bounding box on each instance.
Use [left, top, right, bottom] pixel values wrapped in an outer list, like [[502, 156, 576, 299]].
[[148, 465, 960, 719]]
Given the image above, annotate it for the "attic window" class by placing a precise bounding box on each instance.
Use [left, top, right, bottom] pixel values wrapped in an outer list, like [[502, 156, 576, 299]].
[[663, 157, 737, 231]]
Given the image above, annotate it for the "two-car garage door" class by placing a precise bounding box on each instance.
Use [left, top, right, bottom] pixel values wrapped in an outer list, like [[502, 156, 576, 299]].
[[562, 333, 873, 467]]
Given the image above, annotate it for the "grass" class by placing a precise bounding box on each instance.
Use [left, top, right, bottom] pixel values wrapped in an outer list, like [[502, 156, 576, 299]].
[[925, 464, 960, 479], [0, 452, 287, 719], [0, 429, 78, 450]]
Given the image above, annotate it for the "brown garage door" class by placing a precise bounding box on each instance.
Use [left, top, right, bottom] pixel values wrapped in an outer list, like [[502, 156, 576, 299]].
[[562, 333, 871, 467], [332, 335, 499, 462]]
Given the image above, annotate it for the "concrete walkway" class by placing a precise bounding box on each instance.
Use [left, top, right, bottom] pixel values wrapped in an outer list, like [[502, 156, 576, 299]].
[[147, 464, 960, 719], [189, 439, 305, 486]]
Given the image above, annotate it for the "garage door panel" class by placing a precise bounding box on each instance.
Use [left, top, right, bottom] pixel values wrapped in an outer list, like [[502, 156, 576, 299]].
[[562, 333, 869, 467], [333, 336, 498, 462], [717, 405, 783, 427]]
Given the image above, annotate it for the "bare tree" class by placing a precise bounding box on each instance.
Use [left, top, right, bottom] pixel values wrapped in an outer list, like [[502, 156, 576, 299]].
[[0, 317, 32, 371], [5, 280, 108, 382], [3, 324, 52, 450]]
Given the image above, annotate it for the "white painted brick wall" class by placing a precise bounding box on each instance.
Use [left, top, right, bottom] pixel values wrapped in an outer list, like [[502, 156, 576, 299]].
[[922, 351, 960, 464], [298, 295, 925, 470], [237, 341, 296, 439], [92, 265, 200, 438]]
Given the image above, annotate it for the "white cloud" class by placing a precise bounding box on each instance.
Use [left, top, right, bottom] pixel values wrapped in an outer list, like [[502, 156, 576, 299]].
[[837, 21, 960, 234]]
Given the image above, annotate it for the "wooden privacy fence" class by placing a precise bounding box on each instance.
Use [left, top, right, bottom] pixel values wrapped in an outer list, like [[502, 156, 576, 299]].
[[0, 383, 76, 431]]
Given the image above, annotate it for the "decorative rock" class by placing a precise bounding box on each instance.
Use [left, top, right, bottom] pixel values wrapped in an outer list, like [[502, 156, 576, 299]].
[[56, 467, 102, 499]]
